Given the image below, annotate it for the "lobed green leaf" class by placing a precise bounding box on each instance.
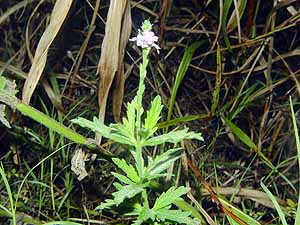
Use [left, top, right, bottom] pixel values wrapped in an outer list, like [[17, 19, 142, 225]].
[[144, 148, 182, 179], [154, 208, 193, 225], [112, 184, 145, 206], [143, 128, 203, 146], [125, 99, 137, 138], [112, 172, 134, 185], [144, 95, 163, 138], [112, 158, 140, 183], [72, 117, 135, 145], [96, 199, 115, 210], [153, 186, 190, 210]]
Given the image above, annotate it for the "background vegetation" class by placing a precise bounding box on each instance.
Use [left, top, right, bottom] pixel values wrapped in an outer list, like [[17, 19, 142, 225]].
[[0, 0, 300, 224]]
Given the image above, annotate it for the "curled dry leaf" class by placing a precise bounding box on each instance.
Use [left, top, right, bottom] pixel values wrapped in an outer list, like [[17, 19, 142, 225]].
[[112, 1, 132, 122], [71, 148, 88, 181], [22, 0, 73, 104], [96, 0, 128, 143]]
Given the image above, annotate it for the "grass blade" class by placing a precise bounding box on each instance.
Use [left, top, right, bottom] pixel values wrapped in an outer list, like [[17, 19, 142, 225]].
[[222, 0, 233, 50], [260, 182, 288, 225], [167, 41, 204, 122], [211, 44, 222, 115], [223, 116, 273, 169], [219, 198, 261, 225], [0, 162, 16, 224], [17, 102, 87, 145], [227, 0, 247, 32], [289, 96, 300, 225], [174, 199, 205, 224]]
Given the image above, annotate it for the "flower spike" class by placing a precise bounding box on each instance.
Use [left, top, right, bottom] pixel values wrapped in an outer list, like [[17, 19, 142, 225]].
[[130, 20, 160, 53]]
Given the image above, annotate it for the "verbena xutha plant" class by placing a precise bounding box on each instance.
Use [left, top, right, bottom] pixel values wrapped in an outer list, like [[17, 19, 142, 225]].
[[72, 20, 203, 225]]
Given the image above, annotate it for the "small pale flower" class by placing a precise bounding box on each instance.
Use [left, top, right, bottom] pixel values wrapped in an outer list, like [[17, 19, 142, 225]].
[[130, 21, 160, 53]]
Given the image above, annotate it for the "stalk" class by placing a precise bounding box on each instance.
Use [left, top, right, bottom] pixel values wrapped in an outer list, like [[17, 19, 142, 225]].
[[134, 47, 150, 177]]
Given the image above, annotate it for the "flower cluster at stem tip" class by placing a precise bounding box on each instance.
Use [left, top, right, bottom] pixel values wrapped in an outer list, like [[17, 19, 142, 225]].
[[130, 20, 160, 53]]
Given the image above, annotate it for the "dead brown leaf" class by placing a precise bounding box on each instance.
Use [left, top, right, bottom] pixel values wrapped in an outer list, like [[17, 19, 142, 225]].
[[96, 0, 128, 144], [22, 0, 73, 104], [112, 1, 132, 122], [202, 187, 287, 209]]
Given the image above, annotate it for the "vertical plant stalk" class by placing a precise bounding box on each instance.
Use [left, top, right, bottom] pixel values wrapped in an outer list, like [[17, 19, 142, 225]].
[[136, 48, 150, 131], [135, 47, 150, 177], [142, 189, 150, 209], [129, 19, 160, 178]]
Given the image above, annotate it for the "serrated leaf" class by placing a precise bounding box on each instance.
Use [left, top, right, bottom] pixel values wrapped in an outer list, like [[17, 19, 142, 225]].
[[96, 199, 116, 210], [111, 98, 137, 140], [0, 77, 17, 96], [153, 186, 190, 210], [144, 95, 163, 137], [144, 148, 182, 179], [126, 99, 136, 137], [174, 199, 204, 223], [112, 158, 140, 183], [135, 207, 155, 223], [71, 117, 135, 145], [143, 128, 203, 146], [0, 76, 18, 109], [0, 105, 10, 128], [72, 116, 112, 135], [0, 77, 5, 89], [155, 209, 194, 224], [113, 182, 123, 190], [134, 206, 194, 225], [112, 184, 144, 205], [144, 173, 173, 180], [112, 172, 134, 185], [109, 121, 131, 138]]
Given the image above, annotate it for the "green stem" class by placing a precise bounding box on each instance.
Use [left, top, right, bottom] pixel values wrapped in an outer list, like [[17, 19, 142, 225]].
[[136, 47, 150, 130], [134, 47, 150, 177], [141, 189, 149, 209], [135, 144, 144, 177]]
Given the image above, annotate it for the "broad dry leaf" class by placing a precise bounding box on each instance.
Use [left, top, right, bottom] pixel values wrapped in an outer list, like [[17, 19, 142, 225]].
[[202, 187, 287, 209], [112, 1, 132, 122], [96, 0, 128, 143], [22, 0, 73, 104]]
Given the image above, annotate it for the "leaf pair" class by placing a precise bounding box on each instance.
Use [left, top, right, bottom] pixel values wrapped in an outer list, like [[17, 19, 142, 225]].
[[71, 116, 136, 146], [97, 148, 183, 210], [132, 186, 194, 225], [71, 95, 164, 146]]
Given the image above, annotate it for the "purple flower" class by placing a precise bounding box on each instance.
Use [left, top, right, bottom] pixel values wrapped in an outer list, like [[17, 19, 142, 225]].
[[130, 27, 160, 53]]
